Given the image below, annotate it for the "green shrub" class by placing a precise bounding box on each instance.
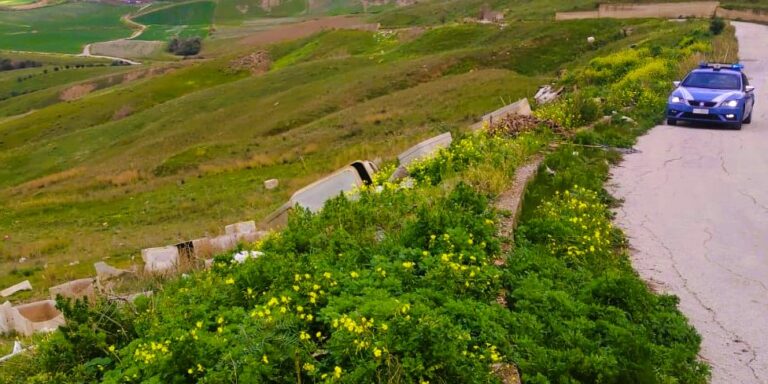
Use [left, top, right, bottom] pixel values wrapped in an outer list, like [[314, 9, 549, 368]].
[[709, 17, 726, 35]]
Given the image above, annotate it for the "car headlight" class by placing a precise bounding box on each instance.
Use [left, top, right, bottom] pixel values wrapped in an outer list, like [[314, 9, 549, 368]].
[[723, 100, 739, 107], [671, 96, 683, 103]]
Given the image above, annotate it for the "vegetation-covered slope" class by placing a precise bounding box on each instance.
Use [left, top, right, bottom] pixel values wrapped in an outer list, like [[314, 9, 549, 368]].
[[0, 19, 656, 298]]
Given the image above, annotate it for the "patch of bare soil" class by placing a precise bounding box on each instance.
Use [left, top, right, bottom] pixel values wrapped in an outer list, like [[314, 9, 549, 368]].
[[112, 105, 134, 121], [238, 16, 379, 47], [229, 51, 271, 75], [59, 83, 96, 101], [6, 0, 47, 10]]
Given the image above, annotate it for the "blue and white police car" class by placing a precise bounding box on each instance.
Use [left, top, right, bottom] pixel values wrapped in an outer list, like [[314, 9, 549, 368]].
[[666, 63, 755, 129]]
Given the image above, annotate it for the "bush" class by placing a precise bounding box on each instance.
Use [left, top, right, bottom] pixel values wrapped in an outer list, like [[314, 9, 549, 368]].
[[168, 37, 202, 56], [709, 17, 726, 35]]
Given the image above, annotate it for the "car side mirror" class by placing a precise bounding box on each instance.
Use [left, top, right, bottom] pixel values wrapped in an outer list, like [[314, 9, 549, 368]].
[[673, 81, 681, 87], [746, 85, 755, 93]]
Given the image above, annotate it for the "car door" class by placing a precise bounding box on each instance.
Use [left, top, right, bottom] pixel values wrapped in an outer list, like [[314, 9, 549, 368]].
[[742, 73, 755, 116]]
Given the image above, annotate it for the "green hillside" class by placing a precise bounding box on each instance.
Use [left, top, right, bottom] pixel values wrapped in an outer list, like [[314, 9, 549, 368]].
[[0, 18, 661, 298]]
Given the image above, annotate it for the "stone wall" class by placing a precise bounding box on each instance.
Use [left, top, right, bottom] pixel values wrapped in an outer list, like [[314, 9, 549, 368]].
[[717, 7, 768, 23], [556, 1, 719, 20]]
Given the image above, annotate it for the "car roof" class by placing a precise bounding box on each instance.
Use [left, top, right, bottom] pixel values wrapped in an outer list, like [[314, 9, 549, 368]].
[[689, 68, 742, 76]]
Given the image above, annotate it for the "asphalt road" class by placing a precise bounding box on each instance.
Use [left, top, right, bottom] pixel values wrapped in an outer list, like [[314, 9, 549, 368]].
[[610, 21, 768, 383]]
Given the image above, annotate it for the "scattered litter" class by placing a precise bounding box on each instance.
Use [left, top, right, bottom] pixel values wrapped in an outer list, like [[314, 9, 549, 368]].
[[18, 257, 26, 263], [68, 260, 80, 266], [587, 36, 596, 44], [0, 341, 24, 363], [233, 250, 264, 264], [0, 281, 32, 298], [534, 85, 564, 105]]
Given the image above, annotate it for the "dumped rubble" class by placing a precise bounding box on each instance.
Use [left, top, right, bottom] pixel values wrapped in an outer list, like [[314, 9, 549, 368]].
[[141, 246, 180, 273], [486, 114, 565, 137], [94, 261, 131, 282], [534, 85, 563, 105], [0, 281, 32, 298], [49, 278, 96, 301], [471, 98, 532, 131], [0, 300, 65, 336], [225, 221, 257, 236], [389, 133, 452, 181]]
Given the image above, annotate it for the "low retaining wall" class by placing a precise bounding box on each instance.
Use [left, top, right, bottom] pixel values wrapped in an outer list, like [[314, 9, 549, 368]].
[[556, 1, 719, 20], [717, 7, 768, 23]]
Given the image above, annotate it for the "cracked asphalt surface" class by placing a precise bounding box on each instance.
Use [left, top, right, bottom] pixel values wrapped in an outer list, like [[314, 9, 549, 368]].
[[610, 21, 768, 383]]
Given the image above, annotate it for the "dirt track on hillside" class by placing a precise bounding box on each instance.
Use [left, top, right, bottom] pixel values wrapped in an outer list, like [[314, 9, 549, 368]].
[[236, 16, 379, 47], [610, 21, 768, 384]]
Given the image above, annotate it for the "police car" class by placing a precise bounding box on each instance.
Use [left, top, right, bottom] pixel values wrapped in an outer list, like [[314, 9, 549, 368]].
[[666, 63, 755, 129]]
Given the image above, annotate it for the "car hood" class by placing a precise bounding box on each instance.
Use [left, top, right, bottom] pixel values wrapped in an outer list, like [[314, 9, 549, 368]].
[[673, 86, 743, 102]]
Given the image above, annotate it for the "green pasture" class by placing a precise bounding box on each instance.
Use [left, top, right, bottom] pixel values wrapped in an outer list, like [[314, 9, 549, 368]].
[[0, 3, 133, 53], [133, 0, 214, 40]]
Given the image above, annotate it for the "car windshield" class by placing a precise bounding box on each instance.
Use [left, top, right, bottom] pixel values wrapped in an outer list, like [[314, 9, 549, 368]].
[[682, 72, 741, 90]]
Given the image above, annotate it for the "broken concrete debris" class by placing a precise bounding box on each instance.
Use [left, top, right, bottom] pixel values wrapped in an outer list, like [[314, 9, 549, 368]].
[[534, 85, 563, 105], [0, 341, 24, 363], [471, 98, 532, 131], [289, 160, 378, 213], [0, 300, 65, 336], [0, 280, 32, 298], [94, 261, 130, 282], [141, 246, 180, 273], [264, 178, 279, 190], [225, 221, 257, 236], [389, 133, 453, 181], [49, 278, 95, 301]]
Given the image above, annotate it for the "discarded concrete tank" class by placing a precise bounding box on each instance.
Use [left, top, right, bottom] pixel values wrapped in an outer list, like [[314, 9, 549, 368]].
[[94, 261, 130, 282], [49, 278, 96, 301], [209, 234, 238, 254], [0, 300, 65, 336], [389, 133, 453, 181], [141, 246, 180, 273], [289, 161, 378, 213], [398, 133, 453, 167], [0, 280, 32, 298], [225, 221, 257, 236], [262, 202, 292, 230]]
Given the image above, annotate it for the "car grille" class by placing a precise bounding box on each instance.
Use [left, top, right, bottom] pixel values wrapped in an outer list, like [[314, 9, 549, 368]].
[[681, 112, 721, 121], [687, 100, 717, 107]]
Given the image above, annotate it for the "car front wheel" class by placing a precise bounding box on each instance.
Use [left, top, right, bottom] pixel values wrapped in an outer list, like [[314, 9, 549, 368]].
[[667, 118, 677, 126], [744, 112, 752, 124]]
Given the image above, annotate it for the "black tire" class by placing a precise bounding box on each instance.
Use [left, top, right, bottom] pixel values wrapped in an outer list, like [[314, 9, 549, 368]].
[[744, 112, 752, 124], [667, 118, 677, 126], [731, 121, 743, 130]]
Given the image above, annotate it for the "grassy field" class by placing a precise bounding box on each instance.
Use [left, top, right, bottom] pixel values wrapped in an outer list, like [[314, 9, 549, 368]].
[[0, 3, 133, 53], [133, 0, 215, 40], [0, 17, 667, 299]]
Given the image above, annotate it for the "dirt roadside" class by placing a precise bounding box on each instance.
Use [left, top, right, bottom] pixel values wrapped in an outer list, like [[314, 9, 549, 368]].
[[610, 21, 768, 384]]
